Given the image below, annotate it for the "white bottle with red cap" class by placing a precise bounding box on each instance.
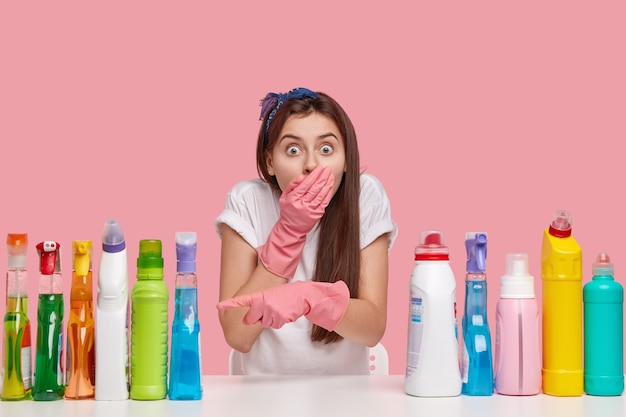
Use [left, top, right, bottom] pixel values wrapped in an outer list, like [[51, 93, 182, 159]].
[[405, 230, 461, 397]]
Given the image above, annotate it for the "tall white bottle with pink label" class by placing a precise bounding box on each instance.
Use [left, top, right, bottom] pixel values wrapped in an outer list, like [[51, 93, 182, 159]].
[[494, 253, 541, 395]]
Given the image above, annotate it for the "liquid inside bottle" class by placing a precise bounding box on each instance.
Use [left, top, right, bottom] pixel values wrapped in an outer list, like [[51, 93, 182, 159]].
[[2, 296, 32, 400], [33, 293, 64, 400], [169, 286, 202, 399]]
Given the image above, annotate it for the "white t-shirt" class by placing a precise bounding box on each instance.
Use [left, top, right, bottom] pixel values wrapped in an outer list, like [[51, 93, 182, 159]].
[[215, 173, 398, 375]]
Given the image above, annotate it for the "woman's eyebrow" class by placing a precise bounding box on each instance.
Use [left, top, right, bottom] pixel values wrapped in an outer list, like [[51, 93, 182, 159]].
[[318, 132, 339, 141], [279, 132, 339, 142]]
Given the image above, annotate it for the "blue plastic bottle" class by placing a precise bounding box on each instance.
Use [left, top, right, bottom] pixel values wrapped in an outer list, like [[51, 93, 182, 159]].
[[583, 252, 624, 396], [168, 232, 202, 400], [461, 232, 494, 396]]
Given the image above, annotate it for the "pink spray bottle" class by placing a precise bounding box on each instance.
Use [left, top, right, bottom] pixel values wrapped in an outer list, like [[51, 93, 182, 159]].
[[494, 253, 542, 395]]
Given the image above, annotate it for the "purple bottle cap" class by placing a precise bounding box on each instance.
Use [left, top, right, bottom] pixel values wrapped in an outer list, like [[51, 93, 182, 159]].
[[176, 232, 197, 273], [102, 219, 126, 253]]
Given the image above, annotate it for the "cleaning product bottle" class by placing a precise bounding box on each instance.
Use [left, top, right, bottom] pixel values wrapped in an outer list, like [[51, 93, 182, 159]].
[[168, 232, 202, 400], [461, 232, 494, 396], [95, 219, 129, 401], [541, 209, 583, 396], [65, 240, 96, 399], [405, 230, 461, 397], [1, 233, 32, 400], [33, 241, 65, 400], [583, 252, 624, 396], [130, 239, 168, 400], [494, 253, 541, 395]]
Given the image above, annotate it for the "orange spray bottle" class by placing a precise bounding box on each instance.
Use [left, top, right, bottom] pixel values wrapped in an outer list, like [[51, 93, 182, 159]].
[[65, 240, 96, 399]]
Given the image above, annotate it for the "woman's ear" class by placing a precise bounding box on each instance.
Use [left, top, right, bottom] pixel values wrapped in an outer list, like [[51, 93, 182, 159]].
[[266, 153, 275, 176]]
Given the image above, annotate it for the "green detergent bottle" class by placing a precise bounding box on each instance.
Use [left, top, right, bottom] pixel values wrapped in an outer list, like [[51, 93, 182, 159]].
[[130, 240, 169, 400]]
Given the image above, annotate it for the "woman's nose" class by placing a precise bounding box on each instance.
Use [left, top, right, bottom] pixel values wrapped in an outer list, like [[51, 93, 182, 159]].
[[303, 155, 319, 174]]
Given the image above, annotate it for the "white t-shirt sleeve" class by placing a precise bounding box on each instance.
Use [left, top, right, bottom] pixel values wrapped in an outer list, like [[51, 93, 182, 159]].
[[214, 179, 279, 249], [359, 173, 398, 251]]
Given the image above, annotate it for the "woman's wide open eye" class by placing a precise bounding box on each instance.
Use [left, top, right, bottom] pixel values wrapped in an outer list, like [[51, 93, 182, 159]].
[[320, 144, 334, 155], [286, 145, 300, 155]]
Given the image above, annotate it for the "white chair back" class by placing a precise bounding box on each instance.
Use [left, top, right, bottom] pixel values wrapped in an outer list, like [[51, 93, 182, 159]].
[[368, 343, 389, 375]]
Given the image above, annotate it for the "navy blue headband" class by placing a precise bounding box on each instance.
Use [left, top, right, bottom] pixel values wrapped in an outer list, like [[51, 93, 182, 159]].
[[259, 87, 318, 145]]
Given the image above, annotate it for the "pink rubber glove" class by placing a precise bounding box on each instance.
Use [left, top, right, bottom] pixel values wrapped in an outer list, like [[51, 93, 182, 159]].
[[217, 280, 350, 331], [258, 166, 334, 279]]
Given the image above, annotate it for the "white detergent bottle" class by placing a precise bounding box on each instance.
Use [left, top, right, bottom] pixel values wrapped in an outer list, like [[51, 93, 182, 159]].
[[95, 219, 129, 400], [405, 230, 461, 397]]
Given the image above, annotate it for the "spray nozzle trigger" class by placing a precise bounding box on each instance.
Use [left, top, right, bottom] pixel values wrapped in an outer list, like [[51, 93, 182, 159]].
[[465, 232, 488, 273], [36, 241, 61, 275]]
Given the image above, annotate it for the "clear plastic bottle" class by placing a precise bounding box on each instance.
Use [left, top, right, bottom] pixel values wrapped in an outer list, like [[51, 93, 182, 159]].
[[1, 233, 33, 401], [168, 232, 202, 400], [461, 232, 494, 396], [95, 219, 129, 401], [33, 241, 65, 400], [494, 253, 541, 395], [130, 239, 168, 400], [541, 209, 583, 396], [405, 230, 461, 397], [65, 240, 96, 399], [583, 252, 624, 396]]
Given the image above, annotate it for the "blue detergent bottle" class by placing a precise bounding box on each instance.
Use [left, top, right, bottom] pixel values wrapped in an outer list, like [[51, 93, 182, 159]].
[[168, 232, 202, 400], [461, 232, 494, 396], [583, 252, 624, 396]]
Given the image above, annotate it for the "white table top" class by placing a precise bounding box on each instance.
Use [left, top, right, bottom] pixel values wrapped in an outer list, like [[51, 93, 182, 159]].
[[1, 375, 624, 417]]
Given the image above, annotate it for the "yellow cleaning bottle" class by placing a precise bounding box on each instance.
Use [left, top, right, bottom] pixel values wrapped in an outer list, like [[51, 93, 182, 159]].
[[541, 209, 583, 396]]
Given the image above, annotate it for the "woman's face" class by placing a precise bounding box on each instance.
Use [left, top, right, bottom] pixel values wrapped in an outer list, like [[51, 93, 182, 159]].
[[266, 111, 346, 196]]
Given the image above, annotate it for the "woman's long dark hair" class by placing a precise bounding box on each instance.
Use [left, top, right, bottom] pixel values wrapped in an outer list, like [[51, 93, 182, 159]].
[[256, 91, 361, 343]]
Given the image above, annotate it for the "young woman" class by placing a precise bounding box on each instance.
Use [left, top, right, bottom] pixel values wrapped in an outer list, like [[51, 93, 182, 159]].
[[216, 88, 397, 374]]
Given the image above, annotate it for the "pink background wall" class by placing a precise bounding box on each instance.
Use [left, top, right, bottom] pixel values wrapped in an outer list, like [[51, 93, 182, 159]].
[[1, 2, 625, 376]]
